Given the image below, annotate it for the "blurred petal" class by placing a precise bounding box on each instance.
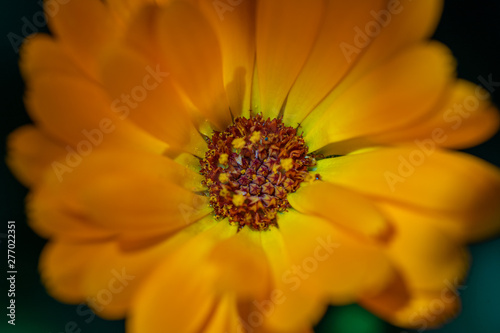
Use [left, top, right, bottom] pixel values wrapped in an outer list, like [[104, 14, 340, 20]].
[[260, 211, 393, 332], [83, 216, 219, 318], [129, 221, 237, 333], [367, 80, 500, 149], [46, 0, 116, 76], [40, 241, 113, 304], [378, 202, 470, 291], [26, 74, 166, 153], [29, 150, 210, 244], [209, 227, 269, 298], [20, 34, 83, 80], [99, 43, 206, 153], [363, 284, 461, 329], [260, 226, 326, 332], [7, 126, 65, 187], [201, 293, 242, 333], [157, 1, 231, 129], [107, 0, 164, 23], [196, 0, 256, 119]]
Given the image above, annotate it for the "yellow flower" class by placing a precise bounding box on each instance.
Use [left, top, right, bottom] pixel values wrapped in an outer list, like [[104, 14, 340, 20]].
[[7, 0, 500, 332]]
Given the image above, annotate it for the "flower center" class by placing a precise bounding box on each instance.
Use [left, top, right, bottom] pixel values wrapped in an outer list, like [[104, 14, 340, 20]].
[[200, 114, 320, 231]]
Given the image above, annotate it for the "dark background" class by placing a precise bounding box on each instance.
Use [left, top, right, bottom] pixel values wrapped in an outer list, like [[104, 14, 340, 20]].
[[1, 1, 499, 332]]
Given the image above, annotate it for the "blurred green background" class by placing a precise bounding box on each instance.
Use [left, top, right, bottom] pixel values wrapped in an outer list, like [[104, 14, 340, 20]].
[[1, 1, 499, 332]]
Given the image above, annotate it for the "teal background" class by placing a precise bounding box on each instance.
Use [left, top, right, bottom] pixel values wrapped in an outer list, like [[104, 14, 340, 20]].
[[1, 1, 499, 332]]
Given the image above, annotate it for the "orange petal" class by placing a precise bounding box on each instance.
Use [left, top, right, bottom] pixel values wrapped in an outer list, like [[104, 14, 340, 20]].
[[25, 75, 108, 145], [122, 4, 160, 61], [259, 226, 326, 332], [131, 272, 217, 333], [346, 0, 443, 82], [209, 227, 269, 298], [283, 0, 386, 125], [130, 268, 216, 333], [157, 1, 231, 130], [288, 0, 443, 125], [278, 211, 394, 301], [67, 151, 207, 229], [40, 216, 219, 319], [288, 181, 392, 242], [260, 211, 393, 332], [377, 202, 470, 292], [28, 186, 114, 241], [39, 241, 114, 304], [255, 0, 326, 119], [25, 74, 166, 153], [359, 272, 411, 321], [29, 150, 210, 243], [128, 221, 237, 333], [19, 34, 83, 80], [99, 43, 206, 154], [106, 0, 161, 24], [379, 200, 500, 244], [362, 283, 461, 330], [368, 79, 500, 149], [303, 42, 455, 152], [46, 0, 116, 77], [196, 0, 256, 119], [7, 126, 66, 187], [316, 147, 500, 223], [201, 293, 242, 333], [83, 216, 219, 319]]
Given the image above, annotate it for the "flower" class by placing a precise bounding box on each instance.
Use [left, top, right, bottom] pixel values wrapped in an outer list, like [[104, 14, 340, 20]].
[[7, 0, 500, 332]]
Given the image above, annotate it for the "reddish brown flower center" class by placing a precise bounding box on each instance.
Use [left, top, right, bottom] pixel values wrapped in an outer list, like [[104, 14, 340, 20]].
[[200, 115, 320, 231]]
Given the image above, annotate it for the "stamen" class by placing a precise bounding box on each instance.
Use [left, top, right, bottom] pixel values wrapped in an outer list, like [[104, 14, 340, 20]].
[[232, 137, 246, 149], [218, 153, 229, 165], [280, 158, 294, 172], [250, 131, 261, 143], [219, 173, 230, 183], [232, 194, 246, 207]]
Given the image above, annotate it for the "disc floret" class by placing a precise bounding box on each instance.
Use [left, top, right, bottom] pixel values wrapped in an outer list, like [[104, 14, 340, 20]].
[[200, 114, 320, 231]]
